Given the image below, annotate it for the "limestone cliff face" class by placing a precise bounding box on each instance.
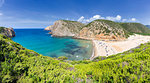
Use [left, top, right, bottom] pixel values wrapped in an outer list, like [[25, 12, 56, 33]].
[[0, 27, 15, 37], [45, 20, 84, 37]]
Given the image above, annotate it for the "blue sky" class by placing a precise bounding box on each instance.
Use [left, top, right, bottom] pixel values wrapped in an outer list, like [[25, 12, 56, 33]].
[[0, 0, 150, 28]]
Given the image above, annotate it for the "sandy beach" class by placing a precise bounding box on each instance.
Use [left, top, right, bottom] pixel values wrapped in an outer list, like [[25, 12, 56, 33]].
[[90, 34, 150, 60]]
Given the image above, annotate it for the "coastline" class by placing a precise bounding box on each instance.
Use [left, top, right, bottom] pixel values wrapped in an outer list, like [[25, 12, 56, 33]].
[[90, 34, 150, 60], [48, 32, 150, 60], [90, 40, 96, 60]]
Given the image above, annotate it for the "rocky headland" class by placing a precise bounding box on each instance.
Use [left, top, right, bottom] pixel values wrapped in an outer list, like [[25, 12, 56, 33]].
[[45, 20, 84, 37], [0, 27, 15, 37]]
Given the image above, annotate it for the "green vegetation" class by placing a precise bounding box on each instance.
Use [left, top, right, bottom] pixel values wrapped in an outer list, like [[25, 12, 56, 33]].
[[60, 20, 85, 33], [1, 33, 150, 82], [84, 19, 129, 38], [51, 19, 150, 39], [0, 34, 74, 82], [0, 27, 5, 32], [62, 20, 81, 23], [94, 19, 123, 29], [86, 19, 122, 30], [83, 19, 150, 38], [120, 23, 150, 34], [1, 22, 150, 82]]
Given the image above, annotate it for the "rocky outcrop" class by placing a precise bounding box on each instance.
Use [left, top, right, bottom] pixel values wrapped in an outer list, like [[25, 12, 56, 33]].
[[45, 20, 84, 37], [45, 19, 150, 40], [44, 25, 53, 30], [0, 27, 15, 37]]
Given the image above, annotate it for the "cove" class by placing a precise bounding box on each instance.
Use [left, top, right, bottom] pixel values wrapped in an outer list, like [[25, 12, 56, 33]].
[[12, 29, 93, 60]]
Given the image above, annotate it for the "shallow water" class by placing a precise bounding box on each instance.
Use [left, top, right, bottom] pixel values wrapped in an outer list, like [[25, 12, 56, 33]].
[[12, 29, 93, 60]]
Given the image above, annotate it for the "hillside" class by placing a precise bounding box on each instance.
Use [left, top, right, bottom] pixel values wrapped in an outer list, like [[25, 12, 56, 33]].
[[120, 23, 150, 35], [46, 19, 150, 40], [78, 20, 128, 40], [45, 20, 85, 36], [0, 27, 15, 37], [1, 33, 150, 82]]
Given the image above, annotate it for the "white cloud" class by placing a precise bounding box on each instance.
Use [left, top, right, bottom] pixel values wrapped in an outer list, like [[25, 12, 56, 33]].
[[93, 15, 101, 19], [122, 19, 127, 22], [106, 15, 121, 21], [130, 18, 136, 22], [78, 15, 104, 23], [77, 16, 84, 22], [77, 15, 137, 23], [122, 18, 137, 22], [84, 19, 90, 23], [101, 17, 105, 19], [116, 15, 121, 21], [0, 13, 3, 16], [89, 15, 101, 22]]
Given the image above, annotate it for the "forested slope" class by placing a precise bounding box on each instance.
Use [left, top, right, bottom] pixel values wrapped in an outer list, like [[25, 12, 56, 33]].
[[120, 23, 150, 35], [0, 34, 150, 82]]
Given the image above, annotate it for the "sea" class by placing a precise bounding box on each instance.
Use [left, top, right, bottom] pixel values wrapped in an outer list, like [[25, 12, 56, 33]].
[[12, 29, 93, 60]]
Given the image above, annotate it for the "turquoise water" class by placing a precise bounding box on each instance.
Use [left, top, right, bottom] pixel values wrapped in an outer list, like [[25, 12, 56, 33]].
[[12, 29, 93, 60]]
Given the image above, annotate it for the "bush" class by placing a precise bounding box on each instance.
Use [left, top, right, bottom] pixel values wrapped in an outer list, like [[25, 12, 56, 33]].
[[1, 34, 150, 82], [57, 56, 68, 61]]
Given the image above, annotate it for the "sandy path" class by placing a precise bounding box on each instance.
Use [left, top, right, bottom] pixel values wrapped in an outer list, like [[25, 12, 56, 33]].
[[90, 34, 150, 60]]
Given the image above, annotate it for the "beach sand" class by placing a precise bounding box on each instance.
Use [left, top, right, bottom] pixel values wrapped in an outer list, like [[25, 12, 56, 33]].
[[90, 34, 150, 60]]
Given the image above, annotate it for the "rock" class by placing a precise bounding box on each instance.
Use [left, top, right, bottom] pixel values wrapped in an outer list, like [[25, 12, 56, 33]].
[[47, 20, 85, 37], [0, 27, 15, 37], [48, 32, 52, 34], [44, 25, 52, 30]]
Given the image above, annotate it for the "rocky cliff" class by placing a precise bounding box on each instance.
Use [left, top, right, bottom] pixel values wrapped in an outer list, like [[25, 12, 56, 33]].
[[45, 19, 150, 40], [0, 27, 15, 37], [45, 20, 84, 36]]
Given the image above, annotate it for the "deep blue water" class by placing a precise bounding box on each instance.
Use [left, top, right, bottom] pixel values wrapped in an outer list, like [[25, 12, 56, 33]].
[[12, 29, 93, 60]]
